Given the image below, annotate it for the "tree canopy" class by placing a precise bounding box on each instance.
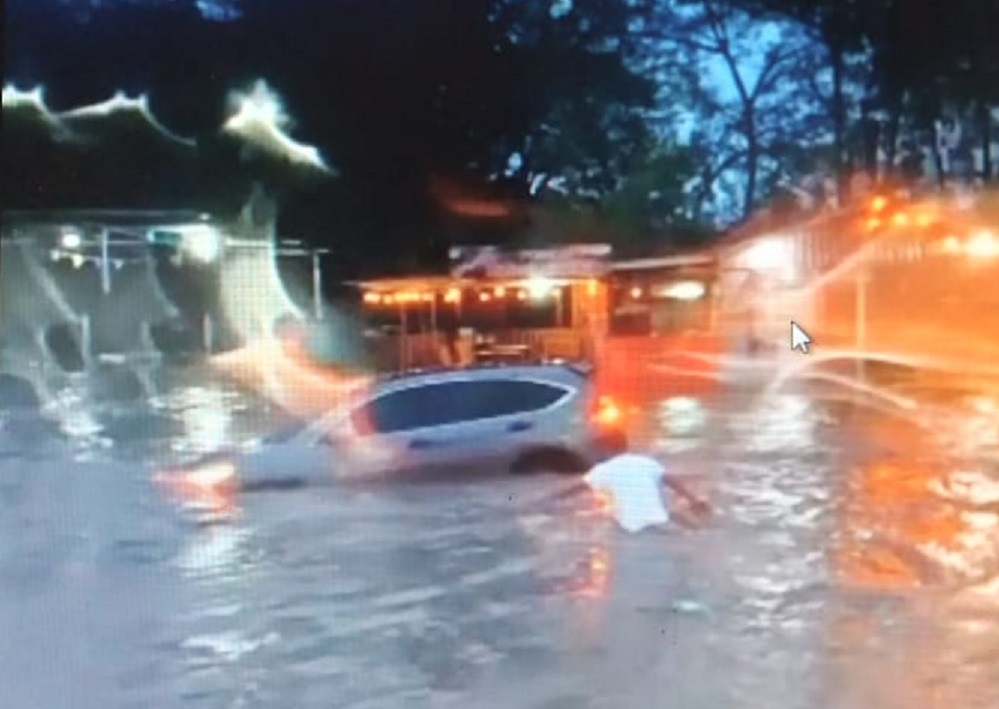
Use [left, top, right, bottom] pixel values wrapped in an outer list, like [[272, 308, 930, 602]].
[[5, 0, 999, 272]]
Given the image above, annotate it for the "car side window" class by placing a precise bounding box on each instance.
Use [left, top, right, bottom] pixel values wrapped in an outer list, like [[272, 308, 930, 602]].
[[351, 385, 450, 434], [450, 379, 566, 420], [351, 378, 568, 435]]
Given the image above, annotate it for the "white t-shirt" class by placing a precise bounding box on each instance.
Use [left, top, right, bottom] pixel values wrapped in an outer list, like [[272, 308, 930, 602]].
[[582, 453, 670, 533]]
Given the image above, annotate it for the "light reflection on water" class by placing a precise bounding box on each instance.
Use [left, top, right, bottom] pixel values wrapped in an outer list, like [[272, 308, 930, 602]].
[[2, 377, 999, 707]]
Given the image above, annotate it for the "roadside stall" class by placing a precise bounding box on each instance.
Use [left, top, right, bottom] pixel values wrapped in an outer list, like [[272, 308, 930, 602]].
[[599, 252, 723, 398], [356, 243, 612, 371]]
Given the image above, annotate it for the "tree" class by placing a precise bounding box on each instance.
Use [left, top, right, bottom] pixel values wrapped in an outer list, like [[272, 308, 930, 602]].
[[638, 0, 821, 221], [487, 0, 657, 203], [717, 0, 874, 202]]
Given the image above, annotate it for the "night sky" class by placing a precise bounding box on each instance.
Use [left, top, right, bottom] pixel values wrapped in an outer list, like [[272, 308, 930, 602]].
[[4, 0, 572, 276]]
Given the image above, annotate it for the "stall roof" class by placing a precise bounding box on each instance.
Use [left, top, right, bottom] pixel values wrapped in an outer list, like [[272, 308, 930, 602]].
[[3, 209, 215, 230], [351, 275, 475, 293], [611, 254, 716, 271], [352, 273, 592, 292]]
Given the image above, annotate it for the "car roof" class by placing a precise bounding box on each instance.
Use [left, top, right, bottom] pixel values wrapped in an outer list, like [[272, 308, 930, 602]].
[[298, 362, 592, 441], [371, 361, 590, 394]]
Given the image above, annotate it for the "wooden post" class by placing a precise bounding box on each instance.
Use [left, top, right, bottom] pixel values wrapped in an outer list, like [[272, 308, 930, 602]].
[[100, 229, 111, 295], [398, 302, 407, 370], [203, 313, 214, 354], [854, 270, 868, 382], [311, 250, 323, 319], [80, 314, 93, 369]]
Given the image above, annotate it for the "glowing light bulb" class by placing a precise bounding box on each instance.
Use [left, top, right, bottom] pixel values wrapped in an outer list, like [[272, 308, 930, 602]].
[[524, 276, 555, 299], [965, 230, 999, 259], [178, 225, 221, 262], [61, 231, 82, 249]]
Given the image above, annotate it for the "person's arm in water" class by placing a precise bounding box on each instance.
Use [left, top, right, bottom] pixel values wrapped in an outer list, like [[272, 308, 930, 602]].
[[661, 473, 711, 518], [550, 478, 591, 502]]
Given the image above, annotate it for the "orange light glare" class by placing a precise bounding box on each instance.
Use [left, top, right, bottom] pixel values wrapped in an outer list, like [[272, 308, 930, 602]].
[[363, 292, 381, 304], [965, 230, 999, 259], [892, 212, 909, 227], [630, 286, 643, 299], [479, 292, 491, 302], [494, 286, 506, 297], [587, 278, 598, 297], [444, 288, 461, 303], [870, 196, 887, 212], [591, 395, 622, 426], [154, 462, 238, 502]]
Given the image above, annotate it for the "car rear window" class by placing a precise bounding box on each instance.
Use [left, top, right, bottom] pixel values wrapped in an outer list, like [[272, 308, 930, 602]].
[[353, 378, 569, 434]]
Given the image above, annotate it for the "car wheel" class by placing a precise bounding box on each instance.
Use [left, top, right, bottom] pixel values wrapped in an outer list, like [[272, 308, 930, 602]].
[[509, 447, 588, 476]]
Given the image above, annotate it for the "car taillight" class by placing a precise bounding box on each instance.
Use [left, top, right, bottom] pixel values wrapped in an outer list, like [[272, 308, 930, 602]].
[[590, 395, 621, 426]]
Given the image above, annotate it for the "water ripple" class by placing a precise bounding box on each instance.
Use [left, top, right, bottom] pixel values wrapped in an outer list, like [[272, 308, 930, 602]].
[[4, 380, 999, 707]]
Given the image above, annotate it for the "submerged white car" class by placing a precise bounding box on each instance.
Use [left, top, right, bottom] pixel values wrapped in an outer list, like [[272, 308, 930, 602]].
[[158, 362, 626, 496]]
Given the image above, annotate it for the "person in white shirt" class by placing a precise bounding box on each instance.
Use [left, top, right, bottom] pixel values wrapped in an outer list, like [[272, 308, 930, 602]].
[[556, 429, 710, 532]]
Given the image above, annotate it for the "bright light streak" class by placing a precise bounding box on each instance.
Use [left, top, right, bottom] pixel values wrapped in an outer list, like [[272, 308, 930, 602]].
[[2, 84, 46, 110], [524, 276, 556, 299], [964, 230, 999, 259], [57, 90, 196, 147], [59, 91, 149, 119], [661, 280, 706, 300], [224, 80, 333, 172], [176, 225, 222, 262], [741, 237, 786, 270], [185, 461, 238, 491], [60, 231, 82, 249]]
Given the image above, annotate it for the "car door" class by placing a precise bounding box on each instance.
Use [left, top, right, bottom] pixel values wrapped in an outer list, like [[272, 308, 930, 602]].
[[442, 378, 575, 470], [338, 383, 470, 477]]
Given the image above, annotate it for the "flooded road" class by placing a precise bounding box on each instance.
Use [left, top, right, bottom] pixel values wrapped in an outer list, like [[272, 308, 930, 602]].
[[2, 376, 998, 708]]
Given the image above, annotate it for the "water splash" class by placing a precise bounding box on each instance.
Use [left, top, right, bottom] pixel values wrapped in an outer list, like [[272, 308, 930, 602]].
[[57, 90, 196, 148], [224, 80, 332, 173]]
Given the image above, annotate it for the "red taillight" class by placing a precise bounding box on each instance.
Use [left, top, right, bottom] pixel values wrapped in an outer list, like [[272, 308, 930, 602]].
[[590, 395, 621, 426]]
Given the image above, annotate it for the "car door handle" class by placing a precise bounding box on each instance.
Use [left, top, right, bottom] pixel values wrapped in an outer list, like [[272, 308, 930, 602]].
[[409, 438, 434, 450], [507, 420, 533, 432]]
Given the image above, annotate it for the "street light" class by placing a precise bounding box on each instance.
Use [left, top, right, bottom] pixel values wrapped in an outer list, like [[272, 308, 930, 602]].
[[61, 231, 82, 249], [524, 276, 556, 299], [178, 225, 222, 263], [661, 280, 706, 300], [964, 230, 999, 259]]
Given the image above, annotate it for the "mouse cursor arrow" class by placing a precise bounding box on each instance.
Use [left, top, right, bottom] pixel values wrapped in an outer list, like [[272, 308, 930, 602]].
[[790, 321, 812, 354]]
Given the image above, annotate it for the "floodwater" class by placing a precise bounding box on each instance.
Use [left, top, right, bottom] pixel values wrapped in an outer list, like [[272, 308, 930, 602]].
[[2, 370, 999, 709]]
